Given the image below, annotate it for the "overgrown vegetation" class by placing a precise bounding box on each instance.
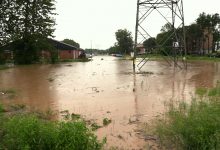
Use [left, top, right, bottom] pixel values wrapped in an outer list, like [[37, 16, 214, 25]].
[[0, 105, 104, 150], [152, 82, 220, 150]]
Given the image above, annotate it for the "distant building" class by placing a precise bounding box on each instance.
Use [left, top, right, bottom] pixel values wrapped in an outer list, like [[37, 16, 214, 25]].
[[136, 44, 145, 54], [0, 38, 84, 62], [42, 39, 84, 60]]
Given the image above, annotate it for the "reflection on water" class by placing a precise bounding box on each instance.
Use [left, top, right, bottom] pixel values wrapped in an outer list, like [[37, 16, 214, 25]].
[[0, 56, 220, 149]]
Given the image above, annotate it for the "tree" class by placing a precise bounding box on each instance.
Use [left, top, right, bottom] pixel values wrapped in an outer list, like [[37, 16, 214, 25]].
[[115, 29, 133, 54], [185, 23, 203, 54], [155, 23, 173, 55], [197, 12, 220, 53], [143, 37, 156, 52], [107, 45, 119, 54], [62, 39, 80, 48], [0, 0, 56, 64]]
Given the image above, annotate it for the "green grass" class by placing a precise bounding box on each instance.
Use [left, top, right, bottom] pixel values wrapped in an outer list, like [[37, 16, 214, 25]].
[[0, 104, 4, 113], [0, 65, 10, 70], [208, 82, 220, 97], [0, 106, 104, 150], [153, 85, 220, 150], [195, 87, 208, 97], [137, 54, 220, 62]]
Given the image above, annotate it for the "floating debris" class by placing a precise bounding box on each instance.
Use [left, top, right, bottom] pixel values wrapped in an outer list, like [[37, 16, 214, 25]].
[[65, 64, 72, 67], [103, 118, 112, 126]]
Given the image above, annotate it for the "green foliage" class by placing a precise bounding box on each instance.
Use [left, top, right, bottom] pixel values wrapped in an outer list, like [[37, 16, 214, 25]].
[[143, 37, 157, 52], [0, 49, 6, 64], [196, 12, 220, 52], [85, 49, 107, 55], [208, 82, 220, 97], [62, 39, 80, 48], [115, 29, 133, 54], [154, 85, 220, 150], [1, 0, 56, 64], [0, 114, 103, 150], [196, 87, 208, 97], [91, 123, 102, 131], [107, 45, 119, 54], [156, 31, 172, 55], [0, 104, 4, 113]]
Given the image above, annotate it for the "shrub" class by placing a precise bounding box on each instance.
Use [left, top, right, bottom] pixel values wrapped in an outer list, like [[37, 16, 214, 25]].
[[0, 114, 103, 150]]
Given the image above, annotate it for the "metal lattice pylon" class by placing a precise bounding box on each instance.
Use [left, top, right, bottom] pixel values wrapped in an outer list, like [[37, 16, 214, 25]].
[[133, 0, 187, 70]]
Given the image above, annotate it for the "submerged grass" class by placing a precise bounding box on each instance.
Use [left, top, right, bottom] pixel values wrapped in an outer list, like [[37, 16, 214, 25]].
[[0, 105, 104, 150], [152, 83, 220, 150]]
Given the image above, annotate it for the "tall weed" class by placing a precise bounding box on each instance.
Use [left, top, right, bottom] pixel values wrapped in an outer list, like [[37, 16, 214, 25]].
[[154, 86, 220, 150]]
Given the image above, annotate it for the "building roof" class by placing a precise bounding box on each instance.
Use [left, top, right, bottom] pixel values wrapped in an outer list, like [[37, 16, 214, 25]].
[[48, 38, 80, 50]]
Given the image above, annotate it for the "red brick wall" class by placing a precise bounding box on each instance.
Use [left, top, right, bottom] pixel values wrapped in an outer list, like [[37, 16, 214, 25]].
[[41, 50, 83, 60], [59, 50, 82, 60], [59, 50, 73, 59]]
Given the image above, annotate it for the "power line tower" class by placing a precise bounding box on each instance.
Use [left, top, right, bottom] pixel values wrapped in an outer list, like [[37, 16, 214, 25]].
[[133, 0, 187, 70]]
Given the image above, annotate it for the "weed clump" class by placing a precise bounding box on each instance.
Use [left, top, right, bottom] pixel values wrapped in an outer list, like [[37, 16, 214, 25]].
[[0, 106, 104, 150], [103, 118, 112, 126], [153, 84, 220, 150]]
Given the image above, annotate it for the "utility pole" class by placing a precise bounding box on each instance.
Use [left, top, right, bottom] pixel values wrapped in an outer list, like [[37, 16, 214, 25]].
[[133, 0, 140, 72], [134, 0, 187, 70]]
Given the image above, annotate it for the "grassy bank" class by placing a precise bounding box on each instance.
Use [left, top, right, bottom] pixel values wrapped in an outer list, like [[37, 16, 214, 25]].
[[137, 54, 220, 62], [151, 82, 220, 149], [0, 104, 104, 150], [0, 65, 10, 70]]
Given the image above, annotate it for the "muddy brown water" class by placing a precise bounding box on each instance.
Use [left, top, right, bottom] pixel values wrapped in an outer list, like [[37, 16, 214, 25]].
[[0, 56, 220, 149]]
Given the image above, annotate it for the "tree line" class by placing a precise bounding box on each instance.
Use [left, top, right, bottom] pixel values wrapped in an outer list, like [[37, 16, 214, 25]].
[[0, 0, 56, 64], [108, 12, 220, 56]]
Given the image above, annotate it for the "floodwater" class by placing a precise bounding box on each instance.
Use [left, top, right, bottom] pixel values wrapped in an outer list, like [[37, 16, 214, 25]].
[[1, 56, 220, 149]]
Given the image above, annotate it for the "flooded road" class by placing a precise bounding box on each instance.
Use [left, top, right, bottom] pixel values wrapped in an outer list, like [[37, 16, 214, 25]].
[[1, 56, 220, 149]]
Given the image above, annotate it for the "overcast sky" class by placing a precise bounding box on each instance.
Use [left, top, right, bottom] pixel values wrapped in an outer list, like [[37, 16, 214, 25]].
[[54, 0, 220, 49]]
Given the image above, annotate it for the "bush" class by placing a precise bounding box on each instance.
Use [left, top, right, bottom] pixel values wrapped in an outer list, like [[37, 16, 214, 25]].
[[0, 114, 103, 150]]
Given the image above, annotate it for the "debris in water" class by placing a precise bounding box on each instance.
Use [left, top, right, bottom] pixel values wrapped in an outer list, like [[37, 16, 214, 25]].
[[47, 78, 54, 82], [129, 116, 139, 124], [117, 134, 124, 140], [103, 118, 112, 126]]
